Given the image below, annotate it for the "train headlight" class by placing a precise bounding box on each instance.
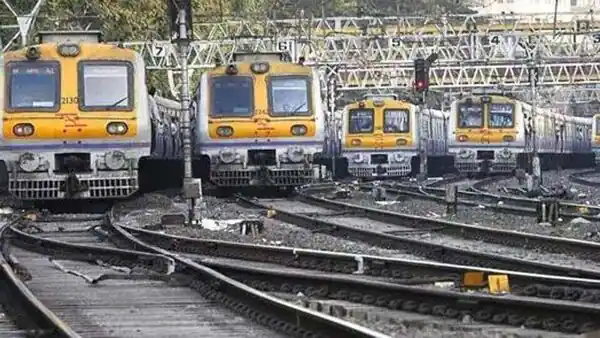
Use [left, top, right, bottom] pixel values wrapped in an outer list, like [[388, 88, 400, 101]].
[[104, 150, 127, 170], [18, 153, 40, 172], [393, 153, 406, 162], [57, 43, 80, 57], [219, 150, 236, 164], [396, 138, 408, 146], [353, 154, 363, 163], [503, 135, 515, 142], [458, 135, 469, 142], [287, 147, 304, 162], [458, 150, 473, 159], [499, 149, 513, 159], [250, 62, 270, 74], [106, 122, 128, 135], [291, 125, 307, 136], [13, 123, 34, 137], [350, 139, 362, 146], [216, 126, 234, 137]]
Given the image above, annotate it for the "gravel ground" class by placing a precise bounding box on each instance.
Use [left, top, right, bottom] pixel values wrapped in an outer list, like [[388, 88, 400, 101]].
[[485, 169, 600, 205], [112, 194, 424, 260], [324, 182, 600, 242]]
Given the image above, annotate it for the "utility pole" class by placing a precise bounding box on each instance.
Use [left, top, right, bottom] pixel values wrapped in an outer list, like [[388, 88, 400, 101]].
[[528, 60, 542, 184], [414, 53, 437, 180], [168, 0, 200, 225]]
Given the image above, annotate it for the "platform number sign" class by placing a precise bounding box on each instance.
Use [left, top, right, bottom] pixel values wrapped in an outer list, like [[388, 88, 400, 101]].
[[152, 43, 167, 57], [277, 40, 296, 61], [390, 37, 402, 48], [593, 32, 600, 44]]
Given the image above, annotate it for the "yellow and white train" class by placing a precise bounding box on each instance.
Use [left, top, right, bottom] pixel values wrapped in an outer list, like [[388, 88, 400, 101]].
[[338, 95, 453, 178], [0, 31, 181, 200], [190, 52, 325, 188], [449, 95, 594, 174]]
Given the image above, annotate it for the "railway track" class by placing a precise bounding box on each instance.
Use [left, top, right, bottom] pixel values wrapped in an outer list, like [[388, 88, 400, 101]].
[[114, 220, 600, 304], [568, 169, 600, 188], [232, 192, 600, 279], [106, 202, 600, 334], [2, 212, 382, 338], [360, 176, 600, 221]]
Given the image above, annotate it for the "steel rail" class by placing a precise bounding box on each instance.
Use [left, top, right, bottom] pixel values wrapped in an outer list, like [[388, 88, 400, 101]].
[[106, 214, 600, 334], [568, 169, 600, 188], [235, 195, 600, 279], [295, 192, 600, 263], [114, 222, 600, 304], [0, 218, 81, 338], [103, 212, 387, 338], [376, 180, 600, 220]]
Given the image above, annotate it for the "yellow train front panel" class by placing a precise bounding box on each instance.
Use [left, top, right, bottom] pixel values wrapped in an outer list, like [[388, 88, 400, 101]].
[[341, 97, 417, 177], [194, 53, 325, 187], [0, 32, 151, 200]]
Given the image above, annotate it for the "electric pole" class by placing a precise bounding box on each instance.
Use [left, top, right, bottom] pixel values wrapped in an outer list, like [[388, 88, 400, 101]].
[[168, 0, 201, 225]]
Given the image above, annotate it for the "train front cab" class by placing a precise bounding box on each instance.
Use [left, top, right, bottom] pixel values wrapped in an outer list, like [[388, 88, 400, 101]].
[[193, 52, 324, 188], [450, 96, 520, 174], [341, 98, 417, 179], [0, 31, 150, 200]]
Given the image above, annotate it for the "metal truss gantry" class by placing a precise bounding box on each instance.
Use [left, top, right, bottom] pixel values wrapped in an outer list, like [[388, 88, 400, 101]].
[[122, 12, 600, 102], [0, 0, 45, 52]]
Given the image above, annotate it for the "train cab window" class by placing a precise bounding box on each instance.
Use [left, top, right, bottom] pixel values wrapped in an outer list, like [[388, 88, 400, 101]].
[[595, 117, 600, 135], [268, 76, 311, 116], [488, 103, 515, 128], [79, 62, 133, 111], [210, 76, 253, 117], [6, 62, 59, 111], [348, 109, 374, 134], [457, 103, 483, 128], [383, 109, 409, 133]]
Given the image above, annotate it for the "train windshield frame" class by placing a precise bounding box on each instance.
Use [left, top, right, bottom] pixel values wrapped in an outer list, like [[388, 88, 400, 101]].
[[488, 103, 515, 128], [383, 109, 410, 133], [457, 103, 484, 128], [267, 75, 311, 117], [348, 108, 374, 134], [6, 61, 60, 112], [210, 75, 254, 118], [78, 61, 134, 111]]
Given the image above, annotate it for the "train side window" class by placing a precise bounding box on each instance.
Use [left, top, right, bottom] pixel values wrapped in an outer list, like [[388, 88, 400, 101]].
[[383, 109, 409, 133], [210, 75, 253, 117], [6, 61, 60, 112], [78, 61, 134, 111], [457, 103, 483, 128], [488, 103, 515, 128], [348, 109, 374, 134]]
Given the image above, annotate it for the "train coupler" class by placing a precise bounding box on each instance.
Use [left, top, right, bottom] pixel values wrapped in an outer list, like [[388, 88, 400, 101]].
[[59, 172, 89, 197]]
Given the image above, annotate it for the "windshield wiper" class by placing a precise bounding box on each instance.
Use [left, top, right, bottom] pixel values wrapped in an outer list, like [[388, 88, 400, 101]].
[[108, 96, 128, 108], [285, 102, 307, 116]]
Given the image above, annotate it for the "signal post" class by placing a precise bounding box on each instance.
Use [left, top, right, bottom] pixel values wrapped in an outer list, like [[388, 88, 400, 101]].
[[413, 54, 438, 181], [168, 0, 201, 226]]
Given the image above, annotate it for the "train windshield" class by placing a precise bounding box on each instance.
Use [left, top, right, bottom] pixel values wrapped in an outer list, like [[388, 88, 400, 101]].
[[268, 76, 311, 116], [488, 103, 515, 128], [80, 63, 133, 110], [211, 76, 253, 117], [348, 109, 374, 134], [7, 62, 59, 110], [383, 109, 409, 133], [457, 103, 483, 128]]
